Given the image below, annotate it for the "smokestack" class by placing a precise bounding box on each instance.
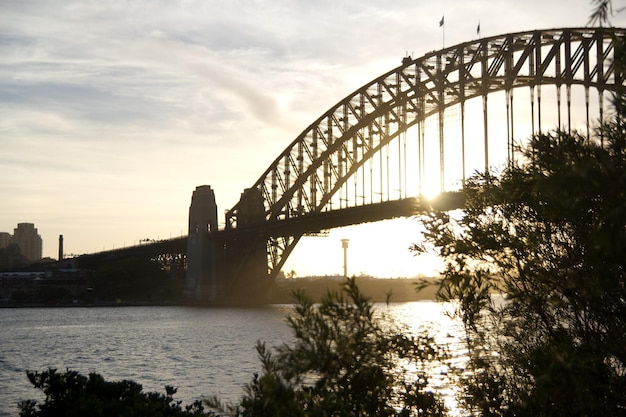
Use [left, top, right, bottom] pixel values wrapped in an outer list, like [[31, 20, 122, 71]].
[[58, 235, 63, 261]]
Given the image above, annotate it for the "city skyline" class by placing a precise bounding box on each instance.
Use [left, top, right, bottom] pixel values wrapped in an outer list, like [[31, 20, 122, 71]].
[[2, 0, 625, 277], [0, 222, 43, 263]]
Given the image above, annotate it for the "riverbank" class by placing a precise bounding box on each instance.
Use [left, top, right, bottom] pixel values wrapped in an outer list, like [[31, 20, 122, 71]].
[[0, 276, 440, 307], [270, 276, 439, 303]]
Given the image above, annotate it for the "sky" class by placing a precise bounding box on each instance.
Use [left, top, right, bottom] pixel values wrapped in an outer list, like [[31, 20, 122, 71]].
[[2, 0, 625, 278]]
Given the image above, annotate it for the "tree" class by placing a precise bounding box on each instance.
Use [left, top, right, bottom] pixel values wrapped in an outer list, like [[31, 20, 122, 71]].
[[588, 0, 626, 27], [19, 368, 213, 417], [413, 81, 626, 417], [213, 278, 447, 417], [413, 7, 626, 414]]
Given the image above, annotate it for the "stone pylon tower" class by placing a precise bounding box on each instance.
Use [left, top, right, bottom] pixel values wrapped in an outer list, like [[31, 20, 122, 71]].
[[185, 185, 219, 302]]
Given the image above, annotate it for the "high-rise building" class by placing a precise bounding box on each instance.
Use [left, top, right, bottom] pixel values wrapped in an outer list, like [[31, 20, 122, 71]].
[[0, 232, 10, 249], [10, 223, 42, 262]]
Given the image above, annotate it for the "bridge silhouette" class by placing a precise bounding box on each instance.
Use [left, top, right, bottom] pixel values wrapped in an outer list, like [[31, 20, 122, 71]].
[[77, 27, 625, 304]]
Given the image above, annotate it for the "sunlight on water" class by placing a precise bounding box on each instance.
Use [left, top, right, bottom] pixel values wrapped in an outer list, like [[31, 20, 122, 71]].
[[380, 302, 467, 416]]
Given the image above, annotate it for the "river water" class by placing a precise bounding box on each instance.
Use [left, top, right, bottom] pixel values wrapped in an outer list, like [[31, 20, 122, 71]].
[[0, 302, 464, 416]]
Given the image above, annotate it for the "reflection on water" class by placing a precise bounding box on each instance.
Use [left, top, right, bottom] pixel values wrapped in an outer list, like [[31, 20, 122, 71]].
[[383, 302, 466, 415], [0, 302, 465, 417]]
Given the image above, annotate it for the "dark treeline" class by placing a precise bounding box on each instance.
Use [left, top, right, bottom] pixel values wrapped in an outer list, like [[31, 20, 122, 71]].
[[271, 275, 439, 303]]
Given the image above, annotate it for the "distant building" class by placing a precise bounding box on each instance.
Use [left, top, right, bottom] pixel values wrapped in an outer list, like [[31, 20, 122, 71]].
[[10, 223, 42, 262], [0, 271, 46, 302], [0, 244, 29, 271], [0, 232, 10, 249], [0, 269, 89, 304]]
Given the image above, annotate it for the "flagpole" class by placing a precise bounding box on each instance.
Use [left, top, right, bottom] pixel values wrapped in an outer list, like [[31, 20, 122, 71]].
[[440, 14, 445, 48]]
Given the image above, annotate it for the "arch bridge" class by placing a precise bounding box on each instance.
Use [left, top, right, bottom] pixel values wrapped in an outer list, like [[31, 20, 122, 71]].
[[185, 27, 624, 303]]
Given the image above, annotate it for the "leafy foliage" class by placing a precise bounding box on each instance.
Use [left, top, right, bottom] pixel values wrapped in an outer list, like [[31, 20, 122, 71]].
[[19, 368, 213, 417], [413, 8, 626, 413], [588, 0, 626, 26], [215, 278, 447, 417], [414, 102, 626, 416]]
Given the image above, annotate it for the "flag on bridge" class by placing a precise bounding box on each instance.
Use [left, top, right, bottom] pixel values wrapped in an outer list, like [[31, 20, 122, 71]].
[[477, 21, 480, 37], [439, 15, 445, 27]]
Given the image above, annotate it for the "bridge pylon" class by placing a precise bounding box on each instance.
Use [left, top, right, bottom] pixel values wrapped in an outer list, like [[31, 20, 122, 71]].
[[185, 185, 271, 304], [185, 185, 220, 302], [219, 188, 271, 301]]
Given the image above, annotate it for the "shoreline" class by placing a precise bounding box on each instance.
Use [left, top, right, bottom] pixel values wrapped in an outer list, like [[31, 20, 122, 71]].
[[1, 276, 441, 308]]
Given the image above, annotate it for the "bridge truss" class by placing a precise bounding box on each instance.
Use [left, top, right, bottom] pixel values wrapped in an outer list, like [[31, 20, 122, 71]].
[[222, 27, 624, 286]]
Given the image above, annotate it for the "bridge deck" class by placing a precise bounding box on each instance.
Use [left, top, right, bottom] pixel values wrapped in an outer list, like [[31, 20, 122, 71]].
[[220, 192, 464, 238]]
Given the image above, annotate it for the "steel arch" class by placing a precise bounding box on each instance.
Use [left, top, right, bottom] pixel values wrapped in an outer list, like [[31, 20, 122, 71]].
[[225, 27, 625, 279]]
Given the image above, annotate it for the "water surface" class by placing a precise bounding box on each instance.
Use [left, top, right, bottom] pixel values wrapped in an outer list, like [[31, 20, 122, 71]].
[[0, 303, 463, 416]]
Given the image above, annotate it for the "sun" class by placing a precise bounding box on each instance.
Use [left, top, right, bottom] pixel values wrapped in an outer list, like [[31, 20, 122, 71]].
[[419, 185, 443, 200]]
